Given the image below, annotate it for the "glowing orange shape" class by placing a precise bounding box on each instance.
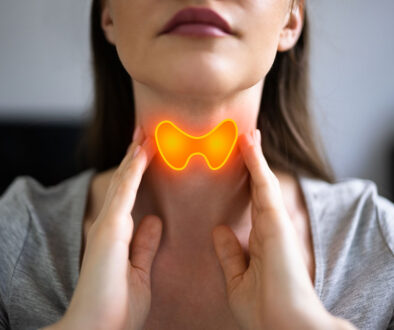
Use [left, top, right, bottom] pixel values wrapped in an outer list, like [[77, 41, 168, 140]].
[[155, 119, 238, 171]]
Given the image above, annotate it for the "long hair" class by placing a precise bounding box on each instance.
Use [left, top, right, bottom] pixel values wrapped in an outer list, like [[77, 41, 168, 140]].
[[76, 0, 335, 183]]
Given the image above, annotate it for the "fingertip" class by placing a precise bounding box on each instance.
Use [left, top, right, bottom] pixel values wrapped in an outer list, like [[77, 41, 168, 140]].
[[132, 125, 140, 140], [132, 125, 145, 145], [237, 134, 248, 156], [238, 132, 257, 168], [237, 132, 247, 145], [132, 215, 163, 249], [256, 129, 262, 145], [142, 136, 157, 161], [212, 224, 228, 236], [212, 225, 225, 256], [130, 215, 163, 277], [147, 214, 163, 232], [139, 215, 163, 240], [132, 145, 142, 159], [212, 226, 220, 243], [238, 131, 255, 150], [211, 225, 247, 288], [126, 128, 146, 156], [212, 224, 224, 235], [212, 225, 232, 246]]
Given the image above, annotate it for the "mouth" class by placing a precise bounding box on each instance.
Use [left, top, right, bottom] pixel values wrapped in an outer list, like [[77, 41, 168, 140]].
[[158, 6, 234, 37]]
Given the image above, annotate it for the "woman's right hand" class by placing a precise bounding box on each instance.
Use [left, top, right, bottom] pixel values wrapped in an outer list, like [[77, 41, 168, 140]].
[[44, 126, 162, 330]]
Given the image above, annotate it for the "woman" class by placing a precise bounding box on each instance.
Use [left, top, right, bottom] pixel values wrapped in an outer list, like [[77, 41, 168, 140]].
[[0, 0, 393, 329]]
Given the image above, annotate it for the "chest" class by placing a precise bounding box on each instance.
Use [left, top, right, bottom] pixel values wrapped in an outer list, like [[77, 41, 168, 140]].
[[142, 253, 241, 330]]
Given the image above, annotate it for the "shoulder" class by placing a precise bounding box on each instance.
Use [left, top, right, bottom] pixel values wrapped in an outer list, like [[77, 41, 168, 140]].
[[300, 175, 382, 206], [0, 169, 96, 299], [0, 176, 32, 299], [300, 176, 394, 327], [300, 175, 394, 256], [374, 192, 394, 257]]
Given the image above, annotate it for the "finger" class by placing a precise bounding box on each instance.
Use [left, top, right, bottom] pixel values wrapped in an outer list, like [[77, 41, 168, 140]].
[[109, 136, 157, 216], [212, 225, 247, 295], [87, 129, 157, 253], [130, 215, 163, 283], [108, 126, 144, 186], [238, 130, 284, 213], [117, 125, 145, 174], [127, 125, 143, 153]]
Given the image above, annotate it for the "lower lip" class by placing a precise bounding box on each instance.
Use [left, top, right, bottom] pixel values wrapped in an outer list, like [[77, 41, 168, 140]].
[[164, 23, 230, 37]]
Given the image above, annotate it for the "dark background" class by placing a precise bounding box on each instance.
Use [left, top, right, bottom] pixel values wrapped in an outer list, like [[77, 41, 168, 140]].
[[0, 120, 86, 195]]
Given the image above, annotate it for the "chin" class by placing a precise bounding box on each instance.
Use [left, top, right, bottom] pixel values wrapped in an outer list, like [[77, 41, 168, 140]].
[[168, 79, 232, 97], [156, 62, 236, 97]]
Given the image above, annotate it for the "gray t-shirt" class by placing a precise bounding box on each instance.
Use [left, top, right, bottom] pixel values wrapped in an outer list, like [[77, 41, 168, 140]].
[[0, 168, 393, 330]]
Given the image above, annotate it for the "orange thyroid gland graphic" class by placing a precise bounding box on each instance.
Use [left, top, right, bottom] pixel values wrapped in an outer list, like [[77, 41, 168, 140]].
[[155, 119, 238, 171]]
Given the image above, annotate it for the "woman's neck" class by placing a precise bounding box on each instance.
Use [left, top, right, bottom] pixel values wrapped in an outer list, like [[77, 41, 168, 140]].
[[134, 147, 252, 256], [128, 79, 264, 255]]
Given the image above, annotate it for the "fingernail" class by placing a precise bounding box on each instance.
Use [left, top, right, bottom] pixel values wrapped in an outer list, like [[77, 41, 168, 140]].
[[132, 125, 142, 141], [253, 129, 258, 144], [142, 136, 151, 148], [143, 136, 156, 156], [245, 131, 254, 146], [132, 145, 141, 158], [256, 129, 261, 145]]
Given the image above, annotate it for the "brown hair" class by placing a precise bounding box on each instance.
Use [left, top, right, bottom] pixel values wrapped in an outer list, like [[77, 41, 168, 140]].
[[76, 0, 335, 183]]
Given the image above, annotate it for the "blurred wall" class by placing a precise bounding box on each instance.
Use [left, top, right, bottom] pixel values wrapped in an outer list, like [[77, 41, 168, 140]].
[[308, 0, 394, 198], [0, 0, 92, 121], [0, 0, 393, 197]]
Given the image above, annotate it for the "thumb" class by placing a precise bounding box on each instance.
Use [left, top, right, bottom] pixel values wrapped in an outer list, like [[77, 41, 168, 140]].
[[212, 225, 248, 294], [130, 215, 163, 278]]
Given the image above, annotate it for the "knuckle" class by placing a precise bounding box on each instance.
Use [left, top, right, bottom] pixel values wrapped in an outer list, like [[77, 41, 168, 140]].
[[125, 153, 145, 177], [85, 212, 116, 244], [124, 161, 139, 177], [116, 180, 138, 197], [254, 212, 283, 240], [249, 155, 261, 172], [91, 215, 126, 243], [255, 178, 269, 190], [257, 173, 280, 194], [115, 181, 128, 195], [254, 191, 282, 216]]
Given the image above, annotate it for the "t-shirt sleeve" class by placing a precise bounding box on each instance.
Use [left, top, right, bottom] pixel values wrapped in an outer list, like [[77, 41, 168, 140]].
[[0, 178, 31, 329], [0, 295, 9, 330], [388, 313, 394, 330], [375, 195, 394, 329], [376, 194, 394, 257]]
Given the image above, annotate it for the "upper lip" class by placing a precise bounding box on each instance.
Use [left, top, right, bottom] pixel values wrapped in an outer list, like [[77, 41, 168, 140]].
[[158, 7, 233, 35]]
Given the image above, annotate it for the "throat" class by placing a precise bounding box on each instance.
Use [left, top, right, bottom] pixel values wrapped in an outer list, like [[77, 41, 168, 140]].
[[132, 149, 252, 253]]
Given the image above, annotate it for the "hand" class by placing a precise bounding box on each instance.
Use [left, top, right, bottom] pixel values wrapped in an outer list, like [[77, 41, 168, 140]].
[[44, 127, 162, 330], [212, 129, 357, 330]]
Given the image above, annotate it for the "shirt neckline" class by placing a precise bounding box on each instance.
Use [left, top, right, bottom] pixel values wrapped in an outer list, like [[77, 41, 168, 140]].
[[71, 168, 324, 301]]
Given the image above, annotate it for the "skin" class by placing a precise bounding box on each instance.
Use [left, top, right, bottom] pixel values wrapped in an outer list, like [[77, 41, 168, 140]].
[[44, 0, 357, 329]]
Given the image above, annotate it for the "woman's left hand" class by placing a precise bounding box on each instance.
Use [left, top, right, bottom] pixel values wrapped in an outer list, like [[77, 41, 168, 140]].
[[212, 129, 357, 330]]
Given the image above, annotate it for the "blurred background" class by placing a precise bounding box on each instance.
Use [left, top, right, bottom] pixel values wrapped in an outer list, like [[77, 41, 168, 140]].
[[0, 0, 393, 200]]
